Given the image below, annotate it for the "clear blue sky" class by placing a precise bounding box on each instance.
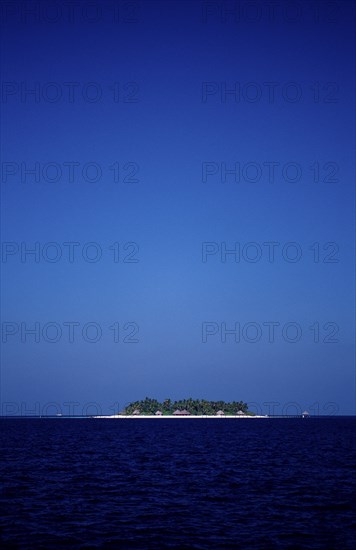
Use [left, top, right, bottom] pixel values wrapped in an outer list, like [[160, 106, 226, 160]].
[[1, 0, 355, 415]]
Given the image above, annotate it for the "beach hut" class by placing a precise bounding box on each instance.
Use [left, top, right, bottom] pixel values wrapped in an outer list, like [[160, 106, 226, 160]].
[[173, 409, 190, 416], [155, 410, 163, 416], [132, 409, 140, 415], [237, 410, 245, 416], [216, 410, 225, 416]]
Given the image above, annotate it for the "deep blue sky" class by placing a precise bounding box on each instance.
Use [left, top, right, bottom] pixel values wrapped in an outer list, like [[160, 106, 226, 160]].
[[1, 0, 355, 415]]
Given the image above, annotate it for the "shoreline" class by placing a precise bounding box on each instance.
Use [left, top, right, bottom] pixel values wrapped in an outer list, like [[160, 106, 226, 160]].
[[93, 414, 269, 419]]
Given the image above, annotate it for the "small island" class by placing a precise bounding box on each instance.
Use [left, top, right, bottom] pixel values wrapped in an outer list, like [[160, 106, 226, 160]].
[[94, 398, 268, 418], [124, 397, 253, 416]]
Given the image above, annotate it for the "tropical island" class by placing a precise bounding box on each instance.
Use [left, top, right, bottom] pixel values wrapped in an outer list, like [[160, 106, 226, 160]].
[[122, 397, 255, 416], [93, 398, 269, 418]]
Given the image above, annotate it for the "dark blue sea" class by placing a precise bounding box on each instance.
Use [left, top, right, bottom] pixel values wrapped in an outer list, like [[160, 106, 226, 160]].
[[1, 417, 355, 549]]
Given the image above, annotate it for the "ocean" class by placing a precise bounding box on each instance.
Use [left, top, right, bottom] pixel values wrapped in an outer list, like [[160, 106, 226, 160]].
[[1, 417, 355, 548]]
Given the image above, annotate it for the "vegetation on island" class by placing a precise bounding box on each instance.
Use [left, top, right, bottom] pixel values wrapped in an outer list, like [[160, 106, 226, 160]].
[[123, 397, 253, 416]]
